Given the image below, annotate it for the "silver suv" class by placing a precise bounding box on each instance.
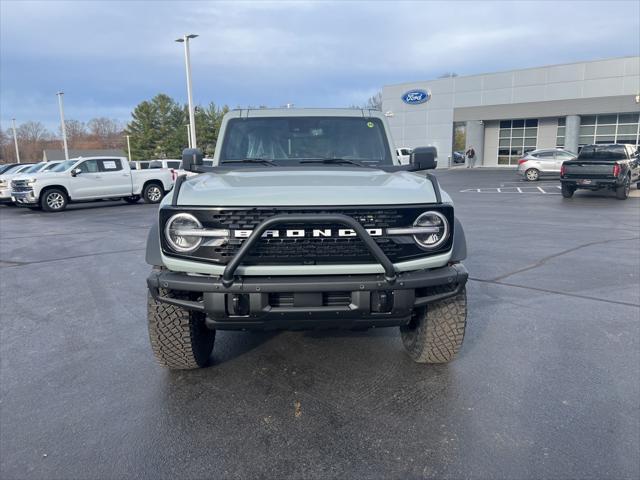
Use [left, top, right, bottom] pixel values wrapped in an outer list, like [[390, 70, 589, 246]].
[[518, 148, 576, 181], [145, 109, 469, 370]]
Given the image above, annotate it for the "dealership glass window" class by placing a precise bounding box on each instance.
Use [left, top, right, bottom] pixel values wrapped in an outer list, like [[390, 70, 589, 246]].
[[557, 113, 640, 149], [618, 113, 640, 124], [497, 119, 538, 165]]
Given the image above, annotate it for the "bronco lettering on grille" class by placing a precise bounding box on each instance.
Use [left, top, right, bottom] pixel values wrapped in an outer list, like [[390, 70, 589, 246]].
[[233, 228, 383, 238]]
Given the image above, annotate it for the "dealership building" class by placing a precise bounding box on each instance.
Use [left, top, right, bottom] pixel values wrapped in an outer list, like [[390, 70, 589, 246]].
[[382, 56, 640, 167]]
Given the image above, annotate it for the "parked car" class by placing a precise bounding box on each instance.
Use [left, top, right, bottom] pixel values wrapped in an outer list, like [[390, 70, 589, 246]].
[[0, 163, 36, 204], [18, 161, 64, 175], [129, 160, 153, 170], [560, 144, 640, 199], [11, 156, 174, 211], [517, 148, 577, 181], [148, 159, 190, 180], [145, 108, 468, 370], [0, 163, 20, 175], [452, 151, 465, 164], [396, 147, 412, 164]]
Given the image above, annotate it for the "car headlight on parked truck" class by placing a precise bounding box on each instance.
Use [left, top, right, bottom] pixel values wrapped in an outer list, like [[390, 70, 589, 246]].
[[164, 213, 204, 253], [412, 211, 449, 250]]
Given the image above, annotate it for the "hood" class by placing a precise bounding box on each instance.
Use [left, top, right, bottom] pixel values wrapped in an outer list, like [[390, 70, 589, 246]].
[[175, 167, 439, 206], [0, 171, 29, 182], [11, 171, 65, 182]]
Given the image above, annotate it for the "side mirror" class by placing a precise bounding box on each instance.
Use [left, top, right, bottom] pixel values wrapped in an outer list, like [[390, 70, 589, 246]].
[[182, 148, 204, 172], [71, 168, 82, 177], [410, 146, 438, 170]]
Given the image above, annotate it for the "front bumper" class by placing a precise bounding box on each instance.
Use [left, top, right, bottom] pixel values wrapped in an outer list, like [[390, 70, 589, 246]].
[[147, 263, 468, 330], [11, 190, 38, 205], [0, 187, 13, 203]]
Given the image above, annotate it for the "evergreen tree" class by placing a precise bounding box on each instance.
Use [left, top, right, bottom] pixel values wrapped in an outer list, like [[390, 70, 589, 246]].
[[125, 94, 186, 160], [125, 94, 229, 160]]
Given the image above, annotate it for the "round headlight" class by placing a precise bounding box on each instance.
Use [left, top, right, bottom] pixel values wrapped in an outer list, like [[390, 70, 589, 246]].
[[165, 213, 203, 253], [413, 211, 449, 250]]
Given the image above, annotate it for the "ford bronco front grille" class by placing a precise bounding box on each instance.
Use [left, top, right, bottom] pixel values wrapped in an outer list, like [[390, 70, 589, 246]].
[[159, 205, 454, 265]]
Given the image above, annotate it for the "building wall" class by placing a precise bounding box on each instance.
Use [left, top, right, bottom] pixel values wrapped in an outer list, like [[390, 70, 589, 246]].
[[382, 56, 640, 167], [483, 121, 500, 167]]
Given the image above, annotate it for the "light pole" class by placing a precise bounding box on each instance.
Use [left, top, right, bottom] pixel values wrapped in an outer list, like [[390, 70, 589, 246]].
[[56, 91, 69, 160], [175, 34, 198, 149], [11, 118, 20, 163], [126, 135, 132, 161], [186, 124, 192, 148]]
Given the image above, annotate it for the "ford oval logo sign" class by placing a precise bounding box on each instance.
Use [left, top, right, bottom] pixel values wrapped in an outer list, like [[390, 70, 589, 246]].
[[402, 89, 431, 105]]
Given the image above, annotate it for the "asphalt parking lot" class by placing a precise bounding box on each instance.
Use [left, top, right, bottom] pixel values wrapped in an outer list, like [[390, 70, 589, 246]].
[[1, 169, 639, 479]]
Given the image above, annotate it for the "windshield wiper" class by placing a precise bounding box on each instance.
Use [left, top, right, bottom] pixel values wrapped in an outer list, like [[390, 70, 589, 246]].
[[300, 158, 367, 167], [221, 158, 277, 167]]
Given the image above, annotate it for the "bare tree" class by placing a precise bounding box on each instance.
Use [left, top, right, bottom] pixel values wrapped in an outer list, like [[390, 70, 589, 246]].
[[87, 117, 124, 149], [60, 119, 87, 148], [366, 91, 383, 111], [15, 121, 53, 162], [0, 128, 10, 163], [88, 117, 121, 138]]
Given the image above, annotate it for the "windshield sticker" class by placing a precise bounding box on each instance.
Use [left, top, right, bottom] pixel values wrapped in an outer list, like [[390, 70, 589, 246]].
[[367, 122, 374, 128]]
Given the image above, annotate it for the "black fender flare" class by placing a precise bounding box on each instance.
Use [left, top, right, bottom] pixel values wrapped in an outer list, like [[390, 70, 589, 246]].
[[451, 217, 467, 262], [145, 223, 164, 266]]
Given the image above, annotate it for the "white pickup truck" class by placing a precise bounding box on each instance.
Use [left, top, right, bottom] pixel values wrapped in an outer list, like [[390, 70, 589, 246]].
[[11, 156, 174, 212]]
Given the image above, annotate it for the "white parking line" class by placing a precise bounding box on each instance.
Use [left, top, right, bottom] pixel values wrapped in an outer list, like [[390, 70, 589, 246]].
[[460, 186, 562, 194]]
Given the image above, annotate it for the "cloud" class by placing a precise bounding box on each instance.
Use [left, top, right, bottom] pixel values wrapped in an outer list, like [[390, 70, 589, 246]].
[[1, 0, 638, 130]]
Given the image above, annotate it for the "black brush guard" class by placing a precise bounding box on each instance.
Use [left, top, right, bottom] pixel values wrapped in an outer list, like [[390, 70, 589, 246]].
[[147, 213, 467, 329]]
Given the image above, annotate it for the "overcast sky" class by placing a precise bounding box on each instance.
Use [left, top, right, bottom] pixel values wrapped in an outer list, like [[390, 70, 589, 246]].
[[1, 0, 639, 131]]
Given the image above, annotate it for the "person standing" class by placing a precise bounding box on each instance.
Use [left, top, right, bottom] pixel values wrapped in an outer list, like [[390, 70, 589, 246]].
[[465, 146, 476, 168]]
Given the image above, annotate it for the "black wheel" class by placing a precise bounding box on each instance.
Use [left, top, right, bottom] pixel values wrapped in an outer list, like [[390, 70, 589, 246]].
[[524, 168, 540, 181], [561, 184, 575, 198], [147, 290, 215, 369], [124, 195, 141, 204], [143, 183, 164, 204], [400, 286, 467, 363], [616, 176, 630, 200], [41, 188, 68, 212]]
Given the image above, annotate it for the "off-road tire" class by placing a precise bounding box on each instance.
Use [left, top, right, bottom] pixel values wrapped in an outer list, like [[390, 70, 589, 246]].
[[147, 290, 215, 369], [615, 176, 630, 200], [561, 184, 575, 198], [143, 183, 164, 204], [41, 188, 68, 212], [124, 195, 141, 204], [524, 168, 540, 181], [400, 286, 467, 363]]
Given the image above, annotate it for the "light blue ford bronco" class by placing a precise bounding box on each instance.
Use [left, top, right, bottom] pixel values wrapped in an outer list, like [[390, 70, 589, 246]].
[[145, 108, 468, 369]]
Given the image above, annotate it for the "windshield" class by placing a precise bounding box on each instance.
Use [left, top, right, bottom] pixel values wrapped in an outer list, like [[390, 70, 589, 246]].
[[14, 165, 34, 174], [49, 160, 77, 172], [0, 164, 24, 175], [42, 162, 61, 172], [579, 145, 627, 161], [23, 162, 47, 173], [220, 117, 393, 165]]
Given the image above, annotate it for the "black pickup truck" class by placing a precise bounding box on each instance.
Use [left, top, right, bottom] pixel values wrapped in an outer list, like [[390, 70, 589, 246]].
[[560, 144, 640, 200]]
